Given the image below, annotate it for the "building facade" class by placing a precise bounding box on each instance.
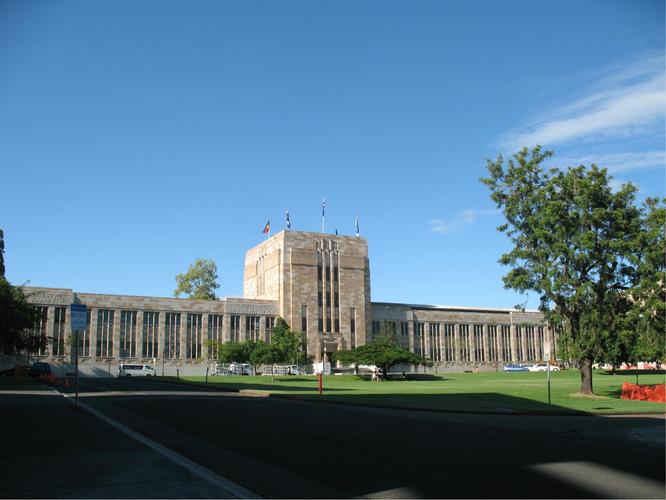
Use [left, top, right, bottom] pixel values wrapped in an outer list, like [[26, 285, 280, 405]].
[[21, 230, 551, 376]]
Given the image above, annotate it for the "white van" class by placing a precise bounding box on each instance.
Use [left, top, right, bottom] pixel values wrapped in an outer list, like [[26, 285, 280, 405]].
[[228, 363, 254, 376], [119, 364, 155, 377]]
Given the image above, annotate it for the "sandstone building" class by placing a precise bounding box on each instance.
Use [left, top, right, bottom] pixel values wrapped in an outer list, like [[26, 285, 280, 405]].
[[23, 230, 551, 375]]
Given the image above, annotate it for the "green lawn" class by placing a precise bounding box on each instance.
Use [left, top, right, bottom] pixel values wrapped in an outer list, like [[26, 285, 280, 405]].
[[179, 369, 666, 414]]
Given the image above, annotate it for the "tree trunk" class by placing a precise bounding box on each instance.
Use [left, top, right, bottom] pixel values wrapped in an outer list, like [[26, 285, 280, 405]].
[[579, 357, 593, 395]]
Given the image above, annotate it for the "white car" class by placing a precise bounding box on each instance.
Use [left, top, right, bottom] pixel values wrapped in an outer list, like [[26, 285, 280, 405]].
[[529, 362, 560, 372], [119, 364, 155, 377]]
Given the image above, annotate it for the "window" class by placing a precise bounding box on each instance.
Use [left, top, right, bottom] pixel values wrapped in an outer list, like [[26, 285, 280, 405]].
[[487, 325, 497, 362], [414, 322, 425, 355], [350, 307, 356, 348], [473, 325, 484, 362], [516, 326, 524, 361], [525, 326, 535, 361], [52, 307, 66, 356], [301, 305, 308, 334], [537, 326, 545, 360], [120, 311, 138, 359], [207, 314, 223, 358], [96, 309, 114, 357], [372, 321, 380, 336], [230, 315, 240, 342], [429, 323, 441, 362], [30, 306, 48, 356], [459, 324, 470, 362], [165, 313, 181, 359], [265, 316, 275, 342], [500, 325, 511, 361], [246, 316, 260, 342], [443, 323, 455, 361], [143, 312, 159, 359], [401, 322, 409, 337], [186, 313, 203, 359], [76, 308, 92, 357]]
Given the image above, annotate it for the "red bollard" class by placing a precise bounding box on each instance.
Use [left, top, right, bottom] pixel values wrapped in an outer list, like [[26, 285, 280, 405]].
[[318, 373, 323, 396]]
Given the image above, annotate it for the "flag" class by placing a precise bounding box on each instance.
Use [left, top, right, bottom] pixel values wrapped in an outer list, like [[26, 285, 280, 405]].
[[262, 220, 270, 234], [322, 198, 326, 217], [335, 228, 338, 235], [355, 216, 359, 236], [286, 210, 291, 229]]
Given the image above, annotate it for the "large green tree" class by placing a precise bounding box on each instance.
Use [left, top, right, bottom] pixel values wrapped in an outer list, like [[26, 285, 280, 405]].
[[174, 258, 220, 300], [0, 229, 5, 277], [622, 198, 666, 364], [481, 146, 649, 395], [270, 318, 308, 364], [333, 335, 423, 376], [0, 278, 44, 356]]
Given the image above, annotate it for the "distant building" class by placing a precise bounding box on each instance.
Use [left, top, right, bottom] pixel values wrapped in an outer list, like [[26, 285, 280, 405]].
[[23, 230, 551, 375]]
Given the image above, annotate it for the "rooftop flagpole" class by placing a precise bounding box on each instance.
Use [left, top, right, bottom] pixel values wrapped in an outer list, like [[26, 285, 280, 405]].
[[321, 198, 326, 233]]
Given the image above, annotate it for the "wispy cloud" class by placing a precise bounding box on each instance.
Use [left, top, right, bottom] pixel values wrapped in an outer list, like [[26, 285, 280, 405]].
[[430, 208, 499, 235], [550, 150, 665, 174], [499, 51, 665, 152]]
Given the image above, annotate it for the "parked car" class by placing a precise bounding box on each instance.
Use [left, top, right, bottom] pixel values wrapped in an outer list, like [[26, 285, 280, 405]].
[[28, 362, 52, 378], [503, 363, 529, 372], [118, 364, 155, 377], [285, 365, 301, 375], [530, 362, 560, 372]]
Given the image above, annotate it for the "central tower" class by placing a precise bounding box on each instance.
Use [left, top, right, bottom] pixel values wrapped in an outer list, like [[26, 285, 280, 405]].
[[243, 230, 371, 360]]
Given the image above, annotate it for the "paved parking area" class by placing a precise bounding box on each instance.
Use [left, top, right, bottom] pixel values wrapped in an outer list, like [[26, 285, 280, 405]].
[[2, 378, 664, 498]]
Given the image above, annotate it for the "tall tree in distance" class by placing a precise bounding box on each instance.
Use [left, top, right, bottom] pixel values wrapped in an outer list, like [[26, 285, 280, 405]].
[[174, 259, 220, 300], [0, 228, 5, 277], [481, 146, 645, 395]]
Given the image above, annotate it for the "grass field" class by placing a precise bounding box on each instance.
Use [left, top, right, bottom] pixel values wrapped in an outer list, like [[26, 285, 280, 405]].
[[180, 369, 666, 414]]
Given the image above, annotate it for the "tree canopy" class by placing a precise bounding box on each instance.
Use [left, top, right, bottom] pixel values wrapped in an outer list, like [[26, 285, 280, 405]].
[[333, 335, 423, 376], [0, 279, 45, 356], [270, 318, 308, 365], [174, 258, 220, 300], [481, 146, 664, 394], [214, 318, 308, 370]]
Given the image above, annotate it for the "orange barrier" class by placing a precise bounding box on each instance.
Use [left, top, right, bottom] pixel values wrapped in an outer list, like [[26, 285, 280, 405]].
[[621, 382, 666, 403]]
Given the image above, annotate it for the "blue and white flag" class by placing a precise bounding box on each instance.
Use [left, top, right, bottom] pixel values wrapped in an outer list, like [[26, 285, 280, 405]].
[[286, 209, 291, 229], [322, 198, 326, 217], [355, 216, 359, 236]]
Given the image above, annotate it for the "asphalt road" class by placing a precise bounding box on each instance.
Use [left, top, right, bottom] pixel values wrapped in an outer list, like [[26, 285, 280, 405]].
[[4, 377, 665, 498]]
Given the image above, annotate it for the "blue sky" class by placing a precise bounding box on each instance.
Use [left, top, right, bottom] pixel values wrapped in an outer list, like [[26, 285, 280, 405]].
[[1, 0, 664, 309]]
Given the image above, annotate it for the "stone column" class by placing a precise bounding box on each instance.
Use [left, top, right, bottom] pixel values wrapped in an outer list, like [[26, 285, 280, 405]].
[[202, 313, 209, 358], [424, 323, 431, 362], [521, 327, 528, 362], [223, 313, 231, 344], [64, 306, 71, 359], [89, 308, 98, 358], [46, 306, 55, 360], [482, 324, 489, 364], [181, 313, 189, 362], [112, 310, 121, 368], [510, 324, 517, 362], [454, 323, 460, 363], [259, 315, 267, 343], [408, 321, 415, 353], [158, 311, 166, 375], [136, 310, 144, 359], [240, 315, 247, 342], [469, 325, 476, 364]]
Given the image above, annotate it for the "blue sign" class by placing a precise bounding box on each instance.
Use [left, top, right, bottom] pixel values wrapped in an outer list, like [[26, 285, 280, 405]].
[[70, 304, 87, 331]]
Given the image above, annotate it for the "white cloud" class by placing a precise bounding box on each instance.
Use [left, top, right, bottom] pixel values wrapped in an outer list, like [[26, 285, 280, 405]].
[[549, 150, 665, 174], [500, 51, 665, 152], [430, 208, 499, 235]]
